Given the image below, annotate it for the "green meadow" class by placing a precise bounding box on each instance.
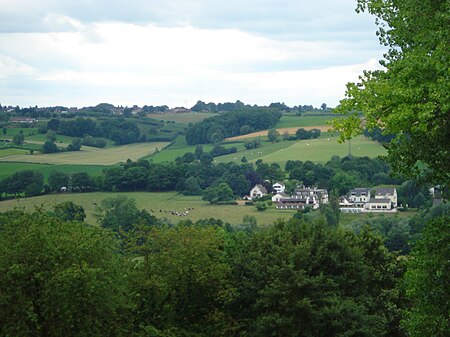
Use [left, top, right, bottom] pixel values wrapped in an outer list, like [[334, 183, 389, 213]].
[[275, 114, 342, 128], [0, 191, 295, 226], [0, 162, 108, 181], [0, 142, 169, 165], [147, 112, 216, 124], [214, 135, 386, 166], [257, 135, 387, 165]]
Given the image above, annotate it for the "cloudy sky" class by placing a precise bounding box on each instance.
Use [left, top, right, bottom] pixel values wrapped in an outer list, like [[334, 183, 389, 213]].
[[0, 0, 385, 109]]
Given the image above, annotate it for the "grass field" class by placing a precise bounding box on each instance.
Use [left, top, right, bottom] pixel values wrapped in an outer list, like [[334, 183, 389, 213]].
[[0, 162, 109, 181], [0, 191, 296, 225], [0, 191, 416, 228], [0, 142, 169, 165], [217, 135, 386, 165], [0, 148, 30, 157], [147, 112, 216, 124], [0, 127, 82, 147], [257, 136, 386, 165], [214, 140, 293, 163], [275, 114, 343, 128], [145, 136, 245, 163]]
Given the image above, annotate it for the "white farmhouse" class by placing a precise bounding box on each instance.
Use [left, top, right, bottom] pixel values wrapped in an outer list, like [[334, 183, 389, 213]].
[[249, 184, 267, 199], [373, 187, 397, 207]]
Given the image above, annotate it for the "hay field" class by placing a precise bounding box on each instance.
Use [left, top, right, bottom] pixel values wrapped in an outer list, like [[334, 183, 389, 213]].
[[0, 142, 169, 165], [0, 148, 29, 158], [225, 125, 331, 141]]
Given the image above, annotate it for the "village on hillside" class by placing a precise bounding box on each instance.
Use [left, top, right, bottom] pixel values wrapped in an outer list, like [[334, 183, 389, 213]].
[[246, 183, 400, 213]]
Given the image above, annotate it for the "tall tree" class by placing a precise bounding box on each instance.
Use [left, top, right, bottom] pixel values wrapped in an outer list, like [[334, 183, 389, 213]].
[[332, 0, 450, 186], [402, 216, 450, 337], [48, 171, 69, 192], [0, 210, 132, 336], [267, 128, 280, 143], [53, 201, 86, 222]]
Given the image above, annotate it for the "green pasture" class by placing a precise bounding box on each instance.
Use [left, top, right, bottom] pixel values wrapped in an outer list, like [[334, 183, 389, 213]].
[[0, 127, 38, 139], [146, 136, 245, 163], [255, 136, 386, 165], [0, 142, 169, 165], [147, 112, 216, 124], [0, 162, 108, 181], [0, 127, 80, 146], [0, 191, 295, 226], [276, 115, 337, 128], [0, 148, 30, 157], [214, 140, 293, 163], [0, 191, 416, 228]]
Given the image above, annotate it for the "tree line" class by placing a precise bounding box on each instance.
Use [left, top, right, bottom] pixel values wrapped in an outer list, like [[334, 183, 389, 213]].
[[0, 156, 432, 211], [42, 117, 143, 145], [185, 108, 282, 145]]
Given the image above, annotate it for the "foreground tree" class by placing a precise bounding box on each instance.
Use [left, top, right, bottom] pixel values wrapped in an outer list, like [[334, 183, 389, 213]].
[[0, 210, 132, 336], [332, 0, 449, 185], [228, 219, 405, 336], [402, 216, 450, 336], [127, 224, 236, 336]]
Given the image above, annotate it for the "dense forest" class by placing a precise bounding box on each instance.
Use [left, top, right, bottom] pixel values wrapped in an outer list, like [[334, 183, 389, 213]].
[[185, 108, 282, 145]]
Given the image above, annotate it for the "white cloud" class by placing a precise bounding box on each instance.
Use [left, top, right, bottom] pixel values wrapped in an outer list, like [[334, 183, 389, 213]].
[[0, 1, 385, 108]]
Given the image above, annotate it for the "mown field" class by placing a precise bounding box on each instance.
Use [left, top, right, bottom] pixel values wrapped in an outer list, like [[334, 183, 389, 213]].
[[0, 162, 108, 181], [0, 191, 296, 225], [147, 112, 216, 124], [257, 135, 386, 165], [0, 142, 169, 165], [0, 148, 30, 157], [216, 135, 386, 166]]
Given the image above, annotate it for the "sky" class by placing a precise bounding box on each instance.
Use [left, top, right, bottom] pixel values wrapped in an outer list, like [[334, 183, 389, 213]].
[[0, 0, 386, 109]]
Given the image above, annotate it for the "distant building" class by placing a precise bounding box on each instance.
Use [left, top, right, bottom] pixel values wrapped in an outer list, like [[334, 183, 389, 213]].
[[293, 187, 329, 204], [272, 182, 286, 194], [9, 117, 37, 124], [275, 186, 328, 210], [339, 187, 398, 213], [373, 187, 397, 207], [249, 184, 267, 199], [272, 192, 289, 203]]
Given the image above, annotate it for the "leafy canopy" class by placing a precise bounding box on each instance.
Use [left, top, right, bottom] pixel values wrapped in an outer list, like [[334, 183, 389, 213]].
[[332, 0, 449, 185]]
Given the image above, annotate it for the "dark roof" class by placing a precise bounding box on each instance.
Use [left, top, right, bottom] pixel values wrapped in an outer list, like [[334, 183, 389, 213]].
[[278, 198, 307, 203], [349, 188, 370, 196], [369, 198, 392, 203], [254, 184, 267, 194], [375, 187, 396, 196]]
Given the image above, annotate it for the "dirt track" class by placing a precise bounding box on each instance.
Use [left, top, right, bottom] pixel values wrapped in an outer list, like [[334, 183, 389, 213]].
[[225, 125, 331, 141]]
